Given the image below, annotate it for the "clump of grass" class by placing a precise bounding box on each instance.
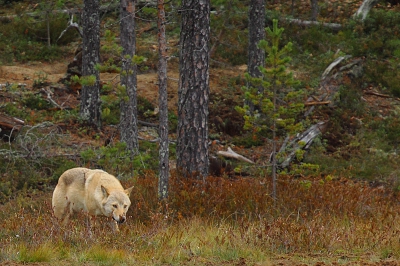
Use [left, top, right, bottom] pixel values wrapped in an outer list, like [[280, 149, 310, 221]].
[[17, 242, 55, 263], [79, 246, 128, 265]]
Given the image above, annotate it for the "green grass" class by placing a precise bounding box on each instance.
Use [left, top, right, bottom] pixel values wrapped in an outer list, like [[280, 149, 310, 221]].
[[18, 243, 56, 263]]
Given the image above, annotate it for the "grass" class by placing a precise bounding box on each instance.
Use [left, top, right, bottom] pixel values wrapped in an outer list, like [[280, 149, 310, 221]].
[[1, 174, 400, 265]]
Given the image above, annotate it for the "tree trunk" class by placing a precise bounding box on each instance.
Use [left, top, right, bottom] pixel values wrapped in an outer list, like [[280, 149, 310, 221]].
[[177, 0, 210, 180], [310, 0, 318, 21], [246, 0, 266, 112], [157, 0, 169, 200], [119, 0, 139, 157], [80, 0, 101, 128]]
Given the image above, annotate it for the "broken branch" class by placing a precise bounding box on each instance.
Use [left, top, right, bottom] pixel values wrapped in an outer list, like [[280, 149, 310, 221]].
[[217, 147, 255, 164]]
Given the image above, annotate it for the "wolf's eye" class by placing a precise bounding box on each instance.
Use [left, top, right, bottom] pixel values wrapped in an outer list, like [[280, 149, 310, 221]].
[[113, 204, 118, 208], [124, 205, 127, 209]]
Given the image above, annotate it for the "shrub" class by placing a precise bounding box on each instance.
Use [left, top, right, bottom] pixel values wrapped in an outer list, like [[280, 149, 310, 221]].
[[23, 94, 51, 110]]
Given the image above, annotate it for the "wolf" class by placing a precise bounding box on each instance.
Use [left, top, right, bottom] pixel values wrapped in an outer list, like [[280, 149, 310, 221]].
[[52, 167, 134, 232]]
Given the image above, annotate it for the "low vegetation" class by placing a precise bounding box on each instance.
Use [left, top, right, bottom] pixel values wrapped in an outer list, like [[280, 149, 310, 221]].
[[1, 175, 400, 265]]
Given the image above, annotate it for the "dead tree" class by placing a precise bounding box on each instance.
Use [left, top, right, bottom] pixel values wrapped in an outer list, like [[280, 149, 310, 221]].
[[278, 55, 364, 168]]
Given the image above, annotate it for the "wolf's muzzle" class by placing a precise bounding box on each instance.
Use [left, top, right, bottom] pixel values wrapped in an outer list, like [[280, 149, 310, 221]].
[[113, 216, 126, 224]]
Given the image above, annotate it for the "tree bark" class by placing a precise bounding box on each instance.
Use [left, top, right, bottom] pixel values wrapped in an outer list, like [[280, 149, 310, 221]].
[[246, 0, 266, 112], [80, 0, 101, 128], [119, 0, 139, 157], [177, 0, 210, 180], [157, 0, 169, 200]]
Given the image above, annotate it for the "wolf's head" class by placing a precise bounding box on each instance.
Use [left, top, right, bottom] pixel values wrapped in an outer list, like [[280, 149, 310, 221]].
[[101, 185, 134, 224]]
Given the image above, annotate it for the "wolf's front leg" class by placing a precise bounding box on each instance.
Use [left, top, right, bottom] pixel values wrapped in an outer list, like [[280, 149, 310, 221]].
[[112, 220, 120, 233], [85, 214, 97, 237]]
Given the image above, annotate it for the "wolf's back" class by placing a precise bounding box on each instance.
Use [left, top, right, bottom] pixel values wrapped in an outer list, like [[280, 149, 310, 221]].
[[58, 167, 91, 187]]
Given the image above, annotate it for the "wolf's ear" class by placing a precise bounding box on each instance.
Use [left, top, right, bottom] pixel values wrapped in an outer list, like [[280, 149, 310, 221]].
[[125, 186, 134, 197], [101, 185, 110, 198]]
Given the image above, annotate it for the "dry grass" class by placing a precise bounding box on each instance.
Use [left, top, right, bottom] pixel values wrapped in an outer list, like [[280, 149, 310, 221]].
[[1, 173, 400, 265]]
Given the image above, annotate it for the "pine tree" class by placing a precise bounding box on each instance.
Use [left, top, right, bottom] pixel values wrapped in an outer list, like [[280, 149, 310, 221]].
[[80, 0, 101, 128], [119, 0, 139, 158], [157, 0, 169, 200], [176, 0, 210, 180], [236, 19, 306, 200]]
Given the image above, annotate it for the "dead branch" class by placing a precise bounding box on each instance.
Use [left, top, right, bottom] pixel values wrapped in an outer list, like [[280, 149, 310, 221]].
[[217, 147, 255, 164], [304, 101, 331, 106], [321, 55, 352, 80], [364, 90, 391, 98], [40, 88, 64, 109], [138, 120, 158, 127], [57, 13, 83, 42]]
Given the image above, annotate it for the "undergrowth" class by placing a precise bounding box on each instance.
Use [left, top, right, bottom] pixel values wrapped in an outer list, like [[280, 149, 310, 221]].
[[1, 173, 400, 265]]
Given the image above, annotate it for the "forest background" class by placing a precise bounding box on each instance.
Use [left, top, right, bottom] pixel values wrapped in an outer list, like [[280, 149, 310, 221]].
[[1, 0, 400, 265]]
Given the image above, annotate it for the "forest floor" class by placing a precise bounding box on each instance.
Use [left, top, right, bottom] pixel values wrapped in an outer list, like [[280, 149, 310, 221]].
[[0, 56, 246, 114]]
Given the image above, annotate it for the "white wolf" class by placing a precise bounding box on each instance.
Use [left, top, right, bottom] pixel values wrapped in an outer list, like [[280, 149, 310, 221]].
[[52, 167, 134, 232]]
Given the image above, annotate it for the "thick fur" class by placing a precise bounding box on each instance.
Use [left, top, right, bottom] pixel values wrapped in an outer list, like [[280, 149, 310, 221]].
[[52, 167, 134, 231]]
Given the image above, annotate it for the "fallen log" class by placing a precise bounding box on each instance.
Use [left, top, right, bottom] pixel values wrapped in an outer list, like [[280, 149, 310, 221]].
[[0, 113, 25, 142], [287, 19, 342, 31]]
